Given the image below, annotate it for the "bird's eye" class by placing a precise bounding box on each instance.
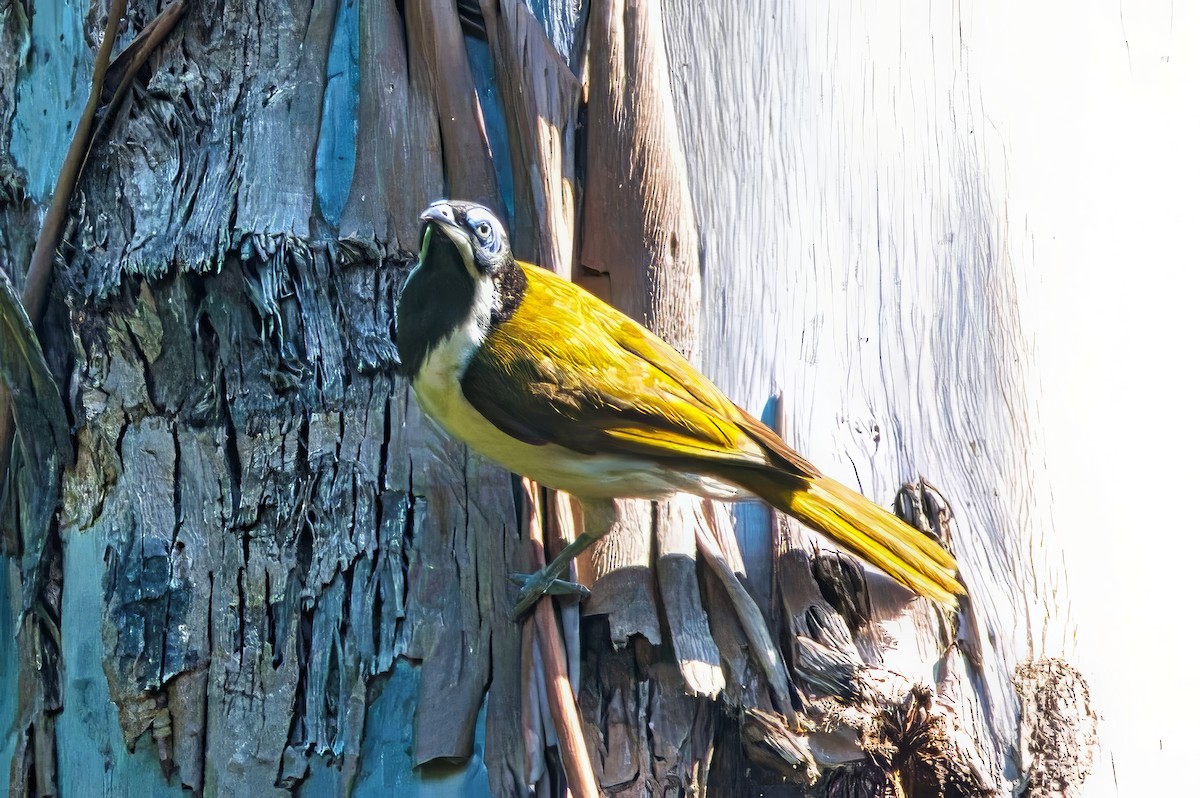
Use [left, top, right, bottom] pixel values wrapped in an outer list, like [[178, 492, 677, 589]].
[[477, 222, 492, 239]]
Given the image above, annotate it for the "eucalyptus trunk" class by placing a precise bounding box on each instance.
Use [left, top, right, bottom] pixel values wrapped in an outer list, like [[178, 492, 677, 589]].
[[0, 1, 1096, 797]]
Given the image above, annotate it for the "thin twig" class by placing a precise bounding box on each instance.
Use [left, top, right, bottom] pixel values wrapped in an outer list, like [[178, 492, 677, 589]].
[[548, 490, 583, 694], [521, 478, 599, 798]]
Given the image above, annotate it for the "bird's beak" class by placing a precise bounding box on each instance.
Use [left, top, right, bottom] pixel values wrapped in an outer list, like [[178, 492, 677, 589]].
[[419, 202, 456, 228], [418, 201, 473, 267]]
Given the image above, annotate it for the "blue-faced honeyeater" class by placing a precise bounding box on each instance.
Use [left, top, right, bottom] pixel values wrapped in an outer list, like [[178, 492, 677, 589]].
[[396, 200, 964, 615]]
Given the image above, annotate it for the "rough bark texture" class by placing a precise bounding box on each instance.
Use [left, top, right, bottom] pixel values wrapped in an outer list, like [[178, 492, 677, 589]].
[[0, 1, 1097, 797], [3, 1, 514, 795]]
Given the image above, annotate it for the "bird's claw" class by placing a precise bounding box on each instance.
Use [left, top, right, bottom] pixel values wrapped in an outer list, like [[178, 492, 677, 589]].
[[509, 570, 590, 617]]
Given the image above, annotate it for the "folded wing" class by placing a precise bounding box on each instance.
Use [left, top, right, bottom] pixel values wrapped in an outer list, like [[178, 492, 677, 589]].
[[461, 262, 816, 479]]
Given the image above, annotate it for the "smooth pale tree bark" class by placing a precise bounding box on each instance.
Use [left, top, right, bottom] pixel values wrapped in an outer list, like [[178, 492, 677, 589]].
[[0, 1, 1098, 796], [663, 0, 1090, 789]]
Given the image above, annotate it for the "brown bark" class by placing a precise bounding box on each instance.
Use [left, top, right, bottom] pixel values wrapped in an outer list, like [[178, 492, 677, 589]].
[[0, 1, 1097, 796]]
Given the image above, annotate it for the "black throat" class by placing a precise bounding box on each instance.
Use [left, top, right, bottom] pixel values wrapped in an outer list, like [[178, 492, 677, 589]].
[[394, 227, 527, 380], [395, 230, 476, 380]]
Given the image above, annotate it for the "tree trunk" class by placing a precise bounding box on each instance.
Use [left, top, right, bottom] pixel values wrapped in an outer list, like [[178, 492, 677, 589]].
[[0, 1, 1101, 797]]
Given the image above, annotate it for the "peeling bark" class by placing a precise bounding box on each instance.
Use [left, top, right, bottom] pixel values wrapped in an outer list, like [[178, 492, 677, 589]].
[[4, 1, 517, 795], [1, 1, 1097, 796]]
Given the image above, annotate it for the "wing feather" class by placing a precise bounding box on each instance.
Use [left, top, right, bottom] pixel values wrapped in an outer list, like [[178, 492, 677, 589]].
[[460, 263, 817, 477]]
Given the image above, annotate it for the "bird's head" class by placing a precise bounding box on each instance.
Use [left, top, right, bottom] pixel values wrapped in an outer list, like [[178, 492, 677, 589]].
[[418, 200, 512, 278], [395, 200, 527, 379]]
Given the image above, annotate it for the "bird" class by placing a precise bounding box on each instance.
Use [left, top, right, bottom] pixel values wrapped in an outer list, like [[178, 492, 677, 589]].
[[395, 200, 964, 616]]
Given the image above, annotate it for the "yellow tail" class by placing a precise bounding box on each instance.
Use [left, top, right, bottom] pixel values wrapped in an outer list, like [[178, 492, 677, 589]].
[[734, 471, 964, 606]]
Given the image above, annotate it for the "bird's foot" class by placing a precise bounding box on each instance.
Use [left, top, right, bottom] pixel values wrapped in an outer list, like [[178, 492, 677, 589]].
[[509, 570, 591, 617]]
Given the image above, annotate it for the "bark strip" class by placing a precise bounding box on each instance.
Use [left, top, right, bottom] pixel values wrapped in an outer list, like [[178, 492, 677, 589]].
[[523, 479, 600, 798]]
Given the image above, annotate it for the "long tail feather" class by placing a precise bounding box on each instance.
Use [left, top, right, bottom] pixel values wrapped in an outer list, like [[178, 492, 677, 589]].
[[733, 471, 964, 606]]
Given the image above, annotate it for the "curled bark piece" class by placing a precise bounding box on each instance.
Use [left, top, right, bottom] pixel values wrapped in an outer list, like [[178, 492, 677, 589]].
[[0, 271, 69, 579], [407, 0, 498, 204], [656, 495, 724, 698]]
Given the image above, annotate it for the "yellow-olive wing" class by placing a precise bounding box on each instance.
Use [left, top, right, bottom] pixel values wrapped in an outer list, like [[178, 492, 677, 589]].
[[460, 262, 819, 478]]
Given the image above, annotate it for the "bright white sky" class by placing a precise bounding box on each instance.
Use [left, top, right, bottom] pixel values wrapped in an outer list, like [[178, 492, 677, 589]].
[[970, 2, 1200, 793]]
